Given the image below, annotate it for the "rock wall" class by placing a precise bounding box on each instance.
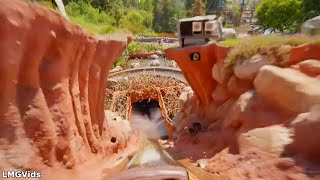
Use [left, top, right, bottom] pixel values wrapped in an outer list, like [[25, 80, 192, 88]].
[[0, 0, 131, 170], [166, 43, 320, 179]]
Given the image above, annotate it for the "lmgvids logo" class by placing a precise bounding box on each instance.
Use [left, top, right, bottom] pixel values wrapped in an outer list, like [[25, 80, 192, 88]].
[[2, 170, 41, 178]]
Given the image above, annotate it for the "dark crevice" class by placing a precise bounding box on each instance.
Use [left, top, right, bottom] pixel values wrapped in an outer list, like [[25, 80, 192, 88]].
[[111, 137, 117, 143], [132, 99, 160, 118]]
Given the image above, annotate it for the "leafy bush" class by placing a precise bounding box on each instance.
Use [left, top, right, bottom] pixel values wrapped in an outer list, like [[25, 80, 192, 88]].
[[65, 1, 116, 34], [302, 0, 320, 20], [127, 41, 166, 54], [113, 41, 166, 67], [119, 9, 153, 35], [114, 55, 128, 67], [256, 0, 304, 33]]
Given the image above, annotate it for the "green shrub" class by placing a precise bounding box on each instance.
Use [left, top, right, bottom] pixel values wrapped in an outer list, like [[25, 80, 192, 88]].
[[118, 9, 155, 36], [217, 38, 241, 47], [256, 0, 304, 33], [127, 41, 166, 54], [225, 24, 235, 28], [65, 1, 116, 35], [114, 54, 128, 67], [113, 41, 166, 67]]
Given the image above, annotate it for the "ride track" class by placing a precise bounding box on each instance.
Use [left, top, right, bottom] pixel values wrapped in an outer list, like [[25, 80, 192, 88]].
[[106, 67, 220, 180]]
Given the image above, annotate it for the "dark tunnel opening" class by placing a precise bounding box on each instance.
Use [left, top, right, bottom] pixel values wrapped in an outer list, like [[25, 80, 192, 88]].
[[132, 99, 160, 118], [131, 99, 169, 140]]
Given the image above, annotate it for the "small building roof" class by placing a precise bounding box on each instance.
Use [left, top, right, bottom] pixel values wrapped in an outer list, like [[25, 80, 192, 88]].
[[178, 15, 217, 23]]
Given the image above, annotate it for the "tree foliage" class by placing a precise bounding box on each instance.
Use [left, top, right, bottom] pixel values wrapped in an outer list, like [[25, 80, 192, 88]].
[[153, 0, 185, 33], [190, 0, 206, 16], [56, 0, 210, 35], [302, 0, 320, 20], [256, 0, 303, 33]]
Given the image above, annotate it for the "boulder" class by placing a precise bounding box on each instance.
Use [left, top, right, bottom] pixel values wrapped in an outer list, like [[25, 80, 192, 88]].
[[212, 61, 233, 84], [155, 50, 163, 55], [227, 75, 253, 97], [254, 65, 320, 113], [223, 90, 289, 130], [292, 59, 320, 77], [301, 16, 320, 35], [214, 98, 237, 122], [172, 112, 183, 127], [222, 28, 237, 39], [204, 102, 218, 121], [105, 110, 131, 141], [105, 110, 121, 121], [239, 125, 293, 155], [169, 60, 178, 68], [150, 59, 160, 66], [288, 105, 320, 160], [131, 62, 141, 68], [234, 54, 270, 80], [275, 45, 291, 65], [175, 117, 190, 135], [211, 84, 231, 105], [150, 54, 159, 59], [178, 91, 189, 110], [182, 86, 193, 93], [197, 159, 208, 169], [223, 91, 255, 129]]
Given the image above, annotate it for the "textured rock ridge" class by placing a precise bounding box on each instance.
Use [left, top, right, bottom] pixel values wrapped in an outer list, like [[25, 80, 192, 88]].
[[0, 0, 131, 170], [166, 42, 320, 179]]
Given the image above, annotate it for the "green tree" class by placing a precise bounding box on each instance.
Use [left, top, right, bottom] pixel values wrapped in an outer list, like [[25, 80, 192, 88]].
[[138, 0, 154, 12], [302, 0, 320, 20], [119, 9, 149, 34], [65, 1, 115, 34], [256, 0, 304, 33], [185, 0, 194, 10], [190, 0, 206, 16], [153, 0, 176, 33], [89, 0, 124, 26]]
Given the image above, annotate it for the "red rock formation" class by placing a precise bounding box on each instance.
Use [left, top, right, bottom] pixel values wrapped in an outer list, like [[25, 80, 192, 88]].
[[165, 44, 230, 106], [166, 42, 320, 179], [289, 44, 320, 64], [0, 0, 131, 170]]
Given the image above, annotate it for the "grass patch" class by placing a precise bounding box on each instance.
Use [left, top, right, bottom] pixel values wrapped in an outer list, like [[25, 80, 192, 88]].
[[224, 35, 320, 67], [217, 38, 242, 47], [68, 16, 116, 35], [113, 41, 166, 68], [128, 41, 166, 54]]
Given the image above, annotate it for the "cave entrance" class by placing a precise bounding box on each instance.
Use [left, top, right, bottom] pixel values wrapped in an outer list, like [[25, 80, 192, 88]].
[[130, 99, 169, 140]]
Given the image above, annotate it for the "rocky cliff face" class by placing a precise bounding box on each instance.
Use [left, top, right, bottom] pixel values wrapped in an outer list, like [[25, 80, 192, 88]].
[[166, 43, 320, 179], [0, 0, 132, 170]]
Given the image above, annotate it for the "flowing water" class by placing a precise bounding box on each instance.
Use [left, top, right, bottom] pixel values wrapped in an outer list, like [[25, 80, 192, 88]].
[[126, 101, 175, 168]]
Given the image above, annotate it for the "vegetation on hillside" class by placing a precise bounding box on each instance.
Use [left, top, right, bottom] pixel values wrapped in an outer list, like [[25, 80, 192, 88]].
[[256, 0, 320, 34], [223, 35, 320, 67], [62, 0, 191, 35], [114, 42, 166, 67], [190, 0, 206, 16]]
